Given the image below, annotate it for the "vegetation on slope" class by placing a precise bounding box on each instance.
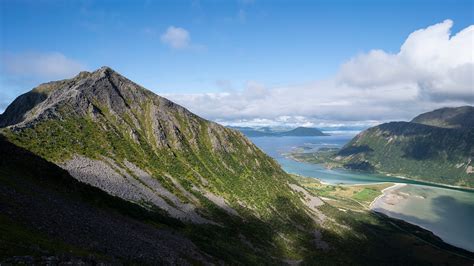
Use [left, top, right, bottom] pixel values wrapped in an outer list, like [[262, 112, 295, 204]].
[[411, 106, 474, 128], [2, 132, 473, 264], [0, 67, 320, 262], [290, 107, 474, 188], [336, 122, 474, 187]]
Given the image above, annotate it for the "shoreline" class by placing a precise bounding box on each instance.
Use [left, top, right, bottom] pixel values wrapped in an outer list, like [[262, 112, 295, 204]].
[[380, 173, 474, 192], [284, 153, 474, 192], [369, 183, 406, 209], [369, 183, 474, 253], [290, 167, 474, 254]]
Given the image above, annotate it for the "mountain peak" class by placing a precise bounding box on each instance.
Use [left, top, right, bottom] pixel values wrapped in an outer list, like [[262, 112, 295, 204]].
[[96, 65, 116, 75], [71, 66, 122, 82], [0, 67, 167, 128]]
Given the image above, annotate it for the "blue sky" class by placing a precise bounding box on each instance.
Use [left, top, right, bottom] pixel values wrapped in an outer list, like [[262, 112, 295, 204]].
[[1, 0, 473, 126]]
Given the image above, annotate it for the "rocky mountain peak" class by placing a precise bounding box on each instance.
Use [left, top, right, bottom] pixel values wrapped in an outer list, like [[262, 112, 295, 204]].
[[0, 67, 167, 128]]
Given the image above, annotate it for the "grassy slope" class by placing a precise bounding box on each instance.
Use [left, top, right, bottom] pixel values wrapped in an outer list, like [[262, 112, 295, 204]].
[[1, 135, 472, 264], [338, 123, 473, 187], [0, 135, 309, 264], [291, 122, 473, 188], [0, 107, 317, 262], [0, 69, 323, 262]]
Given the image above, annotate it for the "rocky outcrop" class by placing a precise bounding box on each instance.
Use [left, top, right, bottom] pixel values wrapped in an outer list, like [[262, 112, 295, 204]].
[[288, 183, 325, 222]]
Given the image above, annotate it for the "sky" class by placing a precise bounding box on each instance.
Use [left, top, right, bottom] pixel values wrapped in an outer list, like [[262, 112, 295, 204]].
[[1, 0, 473, 128]]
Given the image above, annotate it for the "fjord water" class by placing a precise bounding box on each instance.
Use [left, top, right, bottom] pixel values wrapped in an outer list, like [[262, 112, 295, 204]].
[[249, 134, 474, 252]]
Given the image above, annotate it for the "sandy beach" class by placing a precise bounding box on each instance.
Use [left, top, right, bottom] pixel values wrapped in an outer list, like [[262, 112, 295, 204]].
[[369, 183, 407, 209]]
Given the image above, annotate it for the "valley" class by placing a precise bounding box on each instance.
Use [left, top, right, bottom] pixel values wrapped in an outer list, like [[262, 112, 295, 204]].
[[251, 134, 474, 253]]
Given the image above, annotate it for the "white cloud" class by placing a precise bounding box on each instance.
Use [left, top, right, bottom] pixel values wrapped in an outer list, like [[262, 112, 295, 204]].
[[161, 26, 191, 49], [2, 52, 86, 80], [165, 20, 474, 127], [337, 19, 474, 102]]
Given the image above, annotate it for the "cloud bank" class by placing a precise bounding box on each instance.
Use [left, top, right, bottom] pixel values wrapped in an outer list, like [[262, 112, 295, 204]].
[[166, 20, 473, 127]]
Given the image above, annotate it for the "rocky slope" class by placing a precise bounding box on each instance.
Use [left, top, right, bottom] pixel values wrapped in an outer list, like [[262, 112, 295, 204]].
[[1, 67, 301, 222], [0, 135, 210, 264], [335, 107, 474, 187]]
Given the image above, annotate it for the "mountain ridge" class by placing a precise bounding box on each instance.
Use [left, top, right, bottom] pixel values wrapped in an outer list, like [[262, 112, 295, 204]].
[[334, 107, 474, 187], [411, 106, 474, 128], [1, 66, 303, 223]]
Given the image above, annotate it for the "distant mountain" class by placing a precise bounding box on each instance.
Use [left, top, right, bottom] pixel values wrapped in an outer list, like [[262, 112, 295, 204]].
[[278, 127, 328, 137], [335, 107, 474, 188], [227, 126, 275, 137], [230, 126, 328, 137], [411, 106, 474, 128]]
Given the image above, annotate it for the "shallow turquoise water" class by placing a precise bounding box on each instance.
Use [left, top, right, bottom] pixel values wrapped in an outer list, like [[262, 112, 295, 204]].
[[373, 184, 474, 252], [249, 135, 474, 252]]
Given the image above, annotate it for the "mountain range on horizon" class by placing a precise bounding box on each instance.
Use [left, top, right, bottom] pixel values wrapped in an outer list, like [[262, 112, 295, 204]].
[[229, 126, 329, 137], [0, 67, 472, 264]]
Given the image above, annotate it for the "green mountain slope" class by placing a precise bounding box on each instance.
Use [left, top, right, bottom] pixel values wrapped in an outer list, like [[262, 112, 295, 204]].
[[0, 135, 210, 264], [0, 67, 323, 262], [1, 67, 300, 221], [335, 107, 474, 188]]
